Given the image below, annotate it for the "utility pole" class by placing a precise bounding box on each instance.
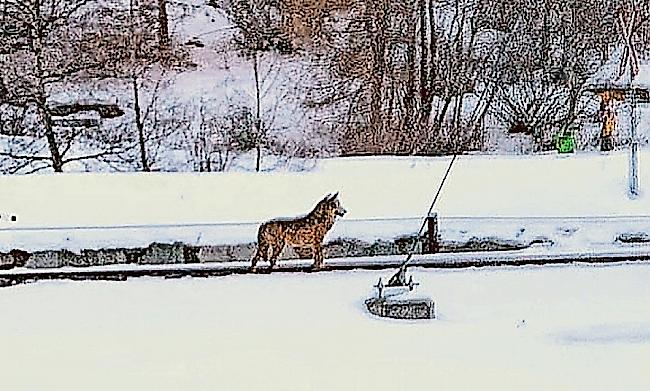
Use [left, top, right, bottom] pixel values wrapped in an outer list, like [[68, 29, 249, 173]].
[[618, 7, 640, 198], [630, 67, 639, 197]]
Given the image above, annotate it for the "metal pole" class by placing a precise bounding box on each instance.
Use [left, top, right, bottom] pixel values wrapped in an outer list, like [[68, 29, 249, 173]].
[[425, 212, 439, 254], [630, 67, 639, 198]]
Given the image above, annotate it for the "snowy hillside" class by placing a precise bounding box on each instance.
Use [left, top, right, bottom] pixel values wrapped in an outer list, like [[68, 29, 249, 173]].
[[8, 0, 650, 175], [1, 0, 328, 174]]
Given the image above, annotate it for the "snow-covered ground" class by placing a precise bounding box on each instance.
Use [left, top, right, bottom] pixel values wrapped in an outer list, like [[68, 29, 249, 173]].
[[1, 151, 650, 252], [1, 262, 649, 391]]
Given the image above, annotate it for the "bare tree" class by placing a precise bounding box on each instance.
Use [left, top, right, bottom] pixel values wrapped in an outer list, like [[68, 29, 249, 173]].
[[0, 0, 135, 172], [0, 0, 188, 173], [181, 99, 257, 172], [211, 0, 296, 171], [475, 0, 632, 150], [129, 0, 153, 171], [104, 0, 188, 171], [157, 0, 171, 51]]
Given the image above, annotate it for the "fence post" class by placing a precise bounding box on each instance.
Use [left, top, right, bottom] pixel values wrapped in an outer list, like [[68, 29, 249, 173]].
[[425, 212, 439, 254]]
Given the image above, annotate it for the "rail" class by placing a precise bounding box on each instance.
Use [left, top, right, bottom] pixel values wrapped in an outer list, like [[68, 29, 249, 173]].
[[3, 214, 650, 232], [2, 247, 650, 287]]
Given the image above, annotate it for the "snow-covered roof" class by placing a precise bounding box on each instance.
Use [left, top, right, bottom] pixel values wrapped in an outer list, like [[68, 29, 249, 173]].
[[588, 49, 650, 88]]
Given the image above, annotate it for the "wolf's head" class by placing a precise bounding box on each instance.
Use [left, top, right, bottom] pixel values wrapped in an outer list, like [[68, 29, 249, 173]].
[[318, 192, 347, 219]]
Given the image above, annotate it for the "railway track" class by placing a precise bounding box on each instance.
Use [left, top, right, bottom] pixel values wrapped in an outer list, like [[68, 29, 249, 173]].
[[1, 247, 650, 287]]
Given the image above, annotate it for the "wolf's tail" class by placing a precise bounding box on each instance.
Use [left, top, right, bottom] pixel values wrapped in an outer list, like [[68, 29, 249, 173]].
[[251, 224, 268, 269]]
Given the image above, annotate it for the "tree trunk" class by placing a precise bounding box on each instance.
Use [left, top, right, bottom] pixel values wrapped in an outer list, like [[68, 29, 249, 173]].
[[129, 0, 149, 171], [367, 1, 388, 154], [42, 105, 64, 172], [418, 0, 430, 132], [436, 96, 452, 129], [472, 83, 497, 151], [417, 0, 437, 154], [435, 95, 452, 150], [452, 93, 464, 151], [133, 76, 150, 172], [419, 0, 428, 106], [386, 75, 396, 139], [157, 0, 171, 52], [401, 4, 417, 155], [34, 0, 63, 172], [253, 51, 262, 172]]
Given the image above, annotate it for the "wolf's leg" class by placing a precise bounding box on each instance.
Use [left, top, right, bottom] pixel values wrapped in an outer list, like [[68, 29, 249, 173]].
[[251, 253, 258, 270], [269, 241, 284, 268], [251, 248, 261, 270], [251, 240, 269, 270], [312, 243, 324, 269]]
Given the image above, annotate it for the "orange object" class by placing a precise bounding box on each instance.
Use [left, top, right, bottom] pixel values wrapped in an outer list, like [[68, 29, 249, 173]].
[[602, 110, 616, 137], [598, 90, 622, 137]]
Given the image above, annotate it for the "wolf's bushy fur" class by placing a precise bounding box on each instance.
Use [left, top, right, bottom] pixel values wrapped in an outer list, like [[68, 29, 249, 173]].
[[252, 193, 347, 269]]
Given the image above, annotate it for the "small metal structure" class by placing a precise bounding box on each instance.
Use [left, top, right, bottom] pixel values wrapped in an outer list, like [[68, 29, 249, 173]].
[[49, 101, 125, 129], [364, 156, 457, 320], [365, 296, 435, 320], [386, 264, 419, 290], [365, 265, 434, 320], [366, 155, 458, 319]]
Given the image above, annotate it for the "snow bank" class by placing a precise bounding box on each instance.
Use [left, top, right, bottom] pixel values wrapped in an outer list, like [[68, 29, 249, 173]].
[[1, 151, 650, 251], [0, 263, 649, 390], [3, 151, 649, 225]]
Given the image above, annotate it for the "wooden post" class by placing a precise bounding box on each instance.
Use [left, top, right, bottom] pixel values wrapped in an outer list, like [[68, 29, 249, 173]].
[[425, 212, 439, 254]]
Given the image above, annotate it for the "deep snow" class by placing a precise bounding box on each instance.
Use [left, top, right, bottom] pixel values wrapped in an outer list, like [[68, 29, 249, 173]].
[[0, 262, 649, 391]]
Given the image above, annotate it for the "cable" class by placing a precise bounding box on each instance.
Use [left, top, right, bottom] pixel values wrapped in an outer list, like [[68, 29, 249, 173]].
[[401, 154, 458, 267]]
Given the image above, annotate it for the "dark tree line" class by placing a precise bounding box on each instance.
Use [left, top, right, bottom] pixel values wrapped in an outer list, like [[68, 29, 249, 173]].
[[2, 0, 650, 173], [292, 0, 650, 155]]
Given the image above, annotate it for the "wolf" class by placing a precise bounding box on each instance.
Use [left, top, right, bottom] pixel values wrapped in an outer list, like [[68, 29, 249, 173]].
[[251, 192, 347, 270]]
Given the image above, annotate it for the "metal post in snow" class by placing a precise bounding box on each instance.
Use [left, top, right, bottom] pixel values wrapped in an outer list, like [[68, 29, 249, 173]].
[[425, 212, 439, 254], [619, 9, 640, 198], [630, 79, 639, 198], [630, 83, 639, 198]]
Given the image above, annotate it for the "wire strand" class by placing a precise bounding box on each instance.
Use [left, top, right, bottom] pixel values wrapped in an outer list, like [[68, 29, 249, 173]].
[[402, 154, 458, 267]]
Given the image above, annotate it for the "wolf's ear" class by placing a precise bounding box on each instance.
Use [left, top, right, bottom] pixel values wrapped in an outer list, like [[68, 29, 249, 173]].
[[331, 192, 339, 200], [322, 193, 332, 202]]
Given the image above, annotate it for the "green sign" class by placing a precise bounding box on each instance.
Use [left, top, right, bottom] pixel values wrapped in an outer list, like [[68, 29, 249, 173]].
[[555, 132, 575, 154]]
